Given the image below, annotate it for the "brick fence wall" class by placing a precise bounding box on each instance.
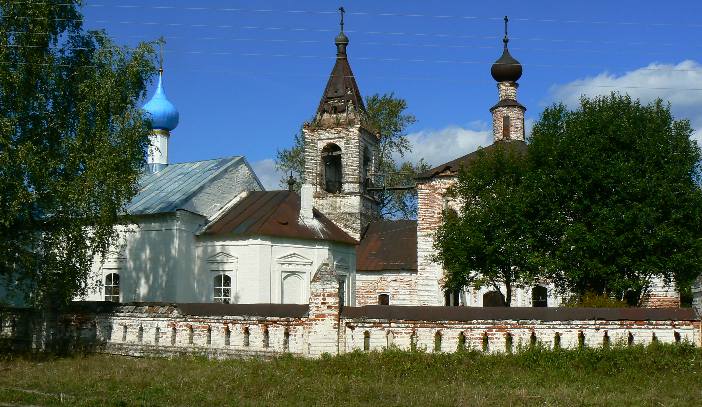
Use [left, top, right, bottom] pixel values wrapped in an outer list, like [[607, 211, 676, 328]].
[[1, 267, 700, 358]]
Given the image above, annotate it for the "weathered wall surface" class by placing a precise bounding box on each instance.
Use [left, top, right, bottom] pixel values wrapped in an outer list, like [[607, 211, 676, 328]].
[[355, 271, 418, 306], [1, 303, 698, 359], [416, 177, 455, 305], [303, 124, 378, 241], [341, 306, 698, 353]]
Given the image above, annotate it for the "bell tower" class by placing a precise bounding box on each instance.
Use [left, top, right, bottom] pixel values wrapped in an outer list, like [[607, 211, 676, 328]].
[[490, 16, 525, 142], [302, 8, 379, 240]]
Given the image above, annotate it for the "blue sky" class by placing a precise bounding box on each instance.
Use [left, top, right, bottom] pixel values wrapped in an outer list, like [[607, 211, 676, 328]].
[[82, 1, 702, 189]]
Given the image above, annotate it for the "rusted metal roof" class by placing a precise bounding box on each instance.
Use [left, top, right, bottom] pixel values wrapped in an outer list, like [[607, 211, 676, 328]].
[[68, 302, 309, 318], [357, 220, 417, 272], [342, 305, 697, 322], [177, 303, 309, 318], [201, 191, 357, 245], [417, 140, 527, 180]]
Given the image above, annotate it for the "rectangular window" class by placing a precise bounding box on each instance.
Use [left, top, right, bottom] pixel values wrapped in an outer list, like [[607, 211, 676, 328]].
[[502, 115, 510, 138], [104, 273, 120, 302], [213, 274, 232, 303]]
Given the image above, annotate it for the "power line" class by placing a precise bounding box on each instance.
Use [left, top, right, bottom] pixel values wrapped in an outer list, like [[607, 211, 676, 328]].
[[0, 37, 684, 59], [1, 59, 701, 93], [78, 4, 702, 29], [3, 44, 701, 75]]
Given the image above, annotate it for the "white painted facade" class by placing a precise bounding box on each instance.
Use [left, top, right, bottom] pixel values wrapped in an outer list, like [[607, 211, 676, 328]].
[[83, 216, 357, 306]]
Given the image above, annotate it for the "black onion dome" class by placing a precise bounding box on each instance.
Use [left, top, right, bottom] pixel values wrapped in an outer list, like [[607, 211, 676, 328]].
[[491, 46, 522, 82]]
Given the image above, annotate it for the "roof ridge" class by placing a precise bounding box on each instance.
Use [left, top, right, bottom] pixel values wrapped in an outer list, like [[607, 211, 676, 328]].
[[169, 156, 243, 213]]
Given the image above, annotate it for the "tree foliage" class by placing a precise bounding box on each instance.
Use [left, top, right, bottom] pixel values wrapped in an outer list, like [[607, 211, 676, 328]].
[[0, 1, 158, 307], [275, 92, 428, 219], [529, 94, 702, 302], [434, 143, 536, 306], [436, 93, 702, 306]]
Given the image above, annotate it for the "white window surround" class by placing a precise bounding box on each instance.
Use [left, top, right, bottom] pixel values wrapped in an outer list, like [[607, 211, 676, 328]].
[[277, 253, 313, 304], [207, 252, 237, 303]]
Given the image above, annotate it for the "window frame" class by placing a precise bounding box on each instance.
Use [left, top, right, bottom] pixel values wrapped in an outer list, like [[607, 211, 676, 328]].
[[104, 272, 120, 303], [213, 273, 233, 304]]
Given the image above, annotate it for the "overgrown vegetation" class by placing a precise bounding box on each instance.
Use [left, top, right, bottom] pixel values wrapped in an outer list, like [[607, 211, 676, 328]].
[[436, 94, 702, 305], [0, 344, 701, 406], [0, 1, 158, 307]]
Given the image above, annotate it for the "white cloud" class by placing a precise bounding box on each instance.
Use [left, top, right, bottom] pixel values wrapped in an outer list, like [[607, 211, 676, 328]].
[[549, 60, 702, 138], [251, 158, 284, 191], [403, 124, 492, 167]]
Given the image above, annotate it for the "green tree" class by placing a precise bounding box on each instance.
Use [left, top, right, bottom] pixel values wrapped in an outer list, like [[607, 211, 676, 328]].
[[0, 1, 158, 307], [275, 92, 428, 219], [434, 143, 537, 306], [529, 94, 702, 304]]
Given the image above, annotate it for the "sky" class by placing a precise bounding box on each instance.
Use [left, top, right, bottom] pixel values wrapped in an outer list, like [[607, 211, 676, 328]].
[[82, 1, 702, 189]]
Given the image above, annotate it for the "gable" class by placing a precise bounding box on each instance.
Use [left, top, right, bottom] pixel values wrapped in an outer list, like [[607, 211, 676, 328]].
[[126, 156, 262, 218], [277, 253, 313, 266]]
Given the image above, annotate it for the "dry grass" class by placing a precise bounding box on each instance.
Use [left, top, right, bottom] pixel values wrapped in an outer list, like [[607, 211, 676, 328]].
[[0, 344, 701, 406]]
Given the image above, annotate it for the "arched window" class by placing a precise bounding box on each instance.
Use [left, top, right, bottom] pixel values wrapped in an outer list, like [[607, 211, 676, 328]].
[[321, 143, 342, 193], [378, 293, 390, 305], [104, 273, 120, 302], [363, 331, 370, 351], [553, 332, 561, 349], [213, 274, 232, 303], [483, 291, 506, 307]]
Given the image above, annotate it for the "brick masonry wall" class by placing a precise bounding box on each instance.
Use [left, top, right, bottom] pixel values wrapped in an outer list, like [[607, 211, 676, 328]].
[[355, 271, 418, 306], [2, 304, 699, 359], [641, 276, 681, 308], [343, 318, 699, 354], [416, 178, 455, 305], [302, 124, 379, 241]]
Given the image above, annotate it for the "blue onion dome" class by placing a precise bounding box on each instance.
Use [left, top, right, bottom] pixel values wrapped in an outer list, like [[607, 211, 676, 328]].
[[143, 71, 179, 131]]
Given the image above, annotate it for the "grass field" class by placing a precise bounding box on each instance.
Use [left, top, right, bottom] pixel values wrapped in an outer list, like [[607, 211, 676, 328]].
[[0, 344, 701, 406]]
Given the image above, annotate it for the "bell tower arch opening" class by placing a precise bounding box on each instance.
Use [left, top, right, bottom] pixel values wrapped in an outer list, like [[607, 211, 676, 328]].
[[321, 143, 343, 193]]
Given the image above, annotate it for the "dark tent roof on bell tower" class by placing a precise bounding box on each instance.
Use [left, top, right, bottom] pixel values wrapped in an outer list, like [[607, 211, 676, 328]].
[[315, 7, 366, 119]]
